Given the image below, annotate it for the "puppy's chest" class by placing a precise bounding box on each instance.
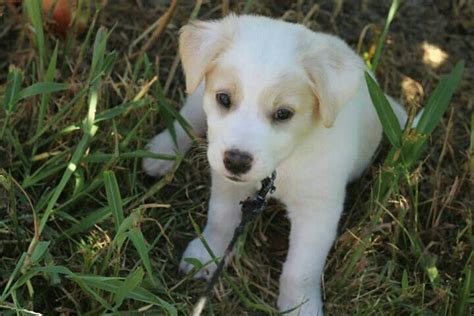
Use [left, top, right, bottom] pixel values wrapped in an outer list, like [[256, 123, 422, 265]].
[[260, 149, 337, 205], [263, 165, 312, 205]]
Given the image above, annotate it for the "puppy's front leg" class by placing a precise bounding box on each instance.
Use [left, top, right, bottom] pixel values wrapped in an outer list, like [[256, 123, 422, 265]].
[[278, 198, 343, 316], [143, 82, 206, 177], [180, 171, 255, 279]]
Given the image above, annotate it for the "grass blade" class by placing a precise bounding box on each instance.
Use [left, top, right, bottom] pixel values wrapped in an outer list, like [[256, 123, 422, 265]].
[[1, 66, 23, 138], [24, 0, 46, 75], [416, 61, 465, 135], [455, 251, 473, 315], [75, 275, 176, 314], [113, 267, 145, 309], [470, 113, 474, 177], [27, 86, 89, 145], [22, 152, 68, 188], [95, 99, 150, 122], [5, 265, 113, 310], [17, 82, 71, 101], [38, 27, 108, 232], [89, 27, 108, 82], [365, 72, 402, 147], [36, 42, 60, 133], [29, 241, 50, 264], [38, 127, 97, 232], [0, 253, 27, 300], [371, 0, 400, 71], [128, 227, 157, 286], [61, 197, 134, 239], [103, 170, 125, 231], [84, 150, 175, 163], [3, 66, 23, 112]]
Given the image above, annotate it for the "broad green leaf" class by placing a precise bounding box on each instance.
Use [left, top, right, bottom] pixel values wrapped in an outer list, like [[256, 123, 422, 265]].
[[416, 60, 464, 135], [365, 72, 402, 148]]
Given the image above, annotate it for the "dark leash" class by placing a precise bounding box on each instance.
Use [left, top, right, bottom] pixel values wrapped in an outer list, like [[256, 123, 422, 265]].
[[192, 171, 277, 316]]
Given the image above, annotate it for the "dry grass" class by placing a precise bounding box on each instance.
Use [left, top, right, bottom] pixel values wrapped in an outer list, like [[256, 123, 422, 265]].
[[0, 0, 472, 315]]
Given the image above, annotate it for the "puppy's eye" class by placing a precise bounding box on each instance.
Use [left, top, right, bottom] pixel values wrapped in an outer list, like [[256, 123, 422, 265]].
[[273, 108, 294, 122], [216, 92, 231, 108]]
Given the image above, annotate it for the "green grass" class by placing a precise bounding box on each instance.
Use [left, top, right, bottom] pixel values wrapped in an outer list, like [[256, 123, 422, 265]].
[[0, 1, 472, 315]]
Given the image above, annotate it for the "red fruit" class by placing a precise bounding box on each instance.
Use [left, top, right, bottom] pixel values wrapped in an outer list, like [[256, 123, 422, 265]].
[[42, 0, 77, 38]]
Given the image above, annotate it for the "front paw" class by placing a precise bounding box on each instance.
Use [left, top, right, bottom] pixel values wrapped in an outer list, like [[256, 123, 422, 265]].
[[278, 290, 324, 316], [142, 131, 177, 177], [179, 237, 227, 280]]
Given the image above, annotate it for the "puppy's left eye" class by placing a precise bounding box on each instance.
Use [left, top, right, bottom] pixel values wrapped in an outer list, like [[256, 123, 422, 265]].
[[216, 92, 231, 109], [273, 108, 294, 122]]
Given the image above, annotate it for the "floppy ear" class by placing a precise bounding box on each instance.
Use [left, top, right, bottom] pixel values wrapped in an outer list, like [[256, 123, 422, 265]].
[[179, 15, 237, 94], [302, 35, 364, 127]]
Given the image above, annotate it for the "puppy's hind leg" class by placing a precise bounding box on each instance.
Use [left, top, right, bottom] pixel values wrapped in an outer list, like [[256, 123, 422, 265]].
[[143, 82, 206, 177]]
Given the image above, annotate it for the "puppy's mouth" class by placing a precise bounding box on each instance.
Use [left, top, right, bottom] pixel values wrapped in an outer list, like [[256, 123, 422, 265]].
[[225, 175, 244, 182]]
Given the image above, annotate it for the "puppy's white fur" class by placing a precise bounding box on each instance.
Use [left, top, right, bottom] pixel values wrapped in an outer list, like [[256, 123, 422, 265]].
[[143, 15, 406, 315]]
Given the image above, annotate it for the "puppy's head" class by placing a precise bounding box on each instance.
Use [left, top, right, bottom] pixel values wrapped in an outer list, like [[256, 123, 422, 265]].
[[179, 15, 363, 183]]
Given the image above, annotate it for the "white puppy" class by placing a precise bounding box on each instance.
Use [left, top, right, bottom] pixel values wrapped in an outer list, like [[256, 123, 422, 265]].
[[143, 15, 406, 315]]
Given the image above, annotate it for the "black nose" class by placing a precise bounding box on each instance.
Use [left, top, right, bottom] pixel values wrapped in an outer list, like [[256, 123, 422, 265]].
[[223, 150, 253, 175]]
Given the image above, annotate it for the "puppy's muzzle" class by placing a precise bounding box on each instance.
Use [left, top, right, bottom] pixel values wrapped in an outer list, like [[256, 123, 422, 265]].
[[223, 149, 253, 175]]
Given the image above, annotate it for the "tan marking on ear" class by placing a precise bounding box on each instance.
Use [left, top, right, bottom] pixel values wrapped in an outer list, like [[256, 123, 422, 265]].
[[304, 65, 336, 128], [179, 15, 238, 94], [299, 33, 363, 128]]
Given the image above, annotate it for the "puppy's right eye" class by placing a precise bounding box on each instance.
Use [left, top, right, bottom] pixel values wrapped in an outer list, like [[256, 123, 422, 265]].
[[216, 92, 231, 109]]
